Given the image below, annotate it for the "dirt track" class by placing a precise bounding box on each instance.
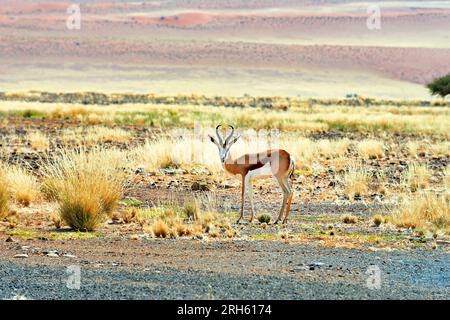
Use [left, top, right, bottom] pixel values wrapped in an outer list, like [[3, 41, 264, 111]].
[[0, 237, 448, 300]]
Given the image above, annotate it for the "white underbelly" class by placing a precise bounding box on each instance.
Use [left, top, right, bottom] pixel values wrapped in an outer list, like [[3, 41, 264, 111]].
[[247, 162, 273, 180]]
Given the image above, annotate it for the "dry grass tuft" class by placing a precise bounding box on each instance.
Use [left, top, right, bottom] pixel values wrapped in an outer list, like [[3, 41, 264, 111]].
[[26, 130, 50, 151], [444, 166, 450, 189], [278, 231, 288, 239], [391, 192, 449, 234], [122, 207, 137, 224], [183, 200, 201, 222], [42, 147, 128, 231], [142, 195, 224, 239], [317, 138, 351, 158], [343, 163, 371, 200], [150, 219, 170, 238], [402, 163, 431, 192], [0, 168, 9, 218], [357, 139, 384, 159], [406, 141, 426, 158], [2, 164, 40, 206], [372, 214, 384, 227], [85, 127, 132, 144], [51, 213, 62, 229], [429, 142, 450, 157], [342, 214, 358, 224], [256, 213, 271, 224]]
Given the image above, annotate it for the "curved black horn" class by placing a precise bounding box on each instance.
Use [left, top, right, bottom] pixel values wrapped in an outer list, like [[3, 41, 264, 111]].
[[224, 125, 235, 145], [215, 124, 224, 145]]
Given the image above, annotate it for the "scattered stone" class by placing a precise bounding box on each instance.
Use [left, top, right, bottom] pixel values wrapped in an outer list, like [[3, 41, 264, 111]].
[[135, 165, 145, 175], [129, 234, 140, 240], [190, 168, 210, 175], [14, 254, 28, 258], [292, 265, 310, 271], [160, 168, 185, 176], [44, 250, 59, 257]]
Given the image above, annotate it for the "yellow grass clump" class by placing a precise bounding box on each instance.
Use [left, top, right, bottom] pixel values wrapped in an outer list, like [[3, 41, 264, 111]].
[[317, 138, 351, 158], [342, 214, 358, 224], [444, 166, 450, 190], [141, 194, 228, 239], [26, 130, 50, 151], [148, 219, 170, 238], [357, 139, 384, 159], [130, 135, 223, 175], [429, 141, 450, 157], [343, 163, 371, 200], [391, 192, 449, 234], [372, 214, 384, 226], [406, 141, 427, 158], [42, 147, 128, 231], [85, 126, 132, 144], [2, 164, 40, 206], [402, 163, 431, 192], [0, 168, 9, 218]]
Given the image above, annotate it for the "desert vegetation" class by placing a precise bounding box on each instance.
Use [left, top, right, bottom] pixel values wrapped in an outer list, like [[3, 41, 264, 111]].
[[0, 93, 448, 248], [427, 73, 450, 99]]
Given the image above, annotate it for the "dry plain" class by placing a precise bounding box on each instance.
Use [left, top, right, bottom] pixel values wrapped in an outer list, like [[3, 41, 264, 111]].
[[0, 0, 449, 300]]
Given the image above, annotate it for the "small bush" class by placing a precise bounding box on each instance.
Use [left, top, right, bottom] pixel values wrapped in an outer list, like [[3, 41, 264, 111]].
[[257, 213, 271, 224], [342, 214, 358, 224], [372, 214, 384, 226]]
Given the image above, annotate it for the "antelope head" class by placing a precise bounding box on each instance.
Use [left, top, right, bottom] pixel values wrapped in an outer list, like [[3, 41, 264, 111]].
[[208, 124, 240, 163]]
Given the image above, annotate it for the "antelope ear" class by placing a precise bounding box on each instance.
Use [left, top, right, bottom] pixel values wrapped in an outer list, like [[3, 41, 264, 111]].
[[208, 135, 217, 144], [230, 135, 240, 144]]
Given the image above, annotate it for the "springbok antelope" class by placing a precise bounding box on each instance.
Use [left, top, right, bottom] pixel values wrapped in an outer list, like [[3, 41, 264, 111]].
[[209, 125, 295, 224]]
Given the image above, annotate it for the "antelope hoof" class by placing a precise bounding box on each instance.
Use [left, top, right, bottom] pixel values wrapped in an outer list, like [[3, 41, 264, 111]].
[[273, 220, 279, 225], [282, 219, 288, 225]]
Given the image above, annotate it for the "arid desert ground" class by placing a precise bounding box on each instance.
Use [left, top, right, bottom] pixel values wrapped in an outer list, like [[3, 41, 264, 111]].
[[0, 0, 449, 300]]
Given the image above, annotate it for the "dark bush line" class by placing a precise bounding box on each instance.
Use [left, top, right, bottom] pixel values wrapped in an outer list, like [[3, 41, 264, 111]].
[[0, 91, 448, 108]]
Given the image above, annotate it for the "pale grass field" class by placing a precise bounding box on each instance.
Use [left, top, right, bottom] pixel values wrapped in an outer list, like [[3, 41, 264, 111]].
[[0, 101, 449, 135], [0, 99, 448, 235]]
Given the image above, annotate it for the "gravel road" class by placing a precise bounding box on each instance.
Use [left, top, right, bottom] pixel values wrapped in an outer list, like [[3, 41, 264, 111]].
[[0, 240, 448, 300]]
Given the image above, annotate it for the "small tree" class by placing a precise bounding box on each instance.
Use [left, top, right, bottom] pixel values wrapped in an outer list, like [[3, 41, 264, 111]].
[[427, 73, 450, 99]]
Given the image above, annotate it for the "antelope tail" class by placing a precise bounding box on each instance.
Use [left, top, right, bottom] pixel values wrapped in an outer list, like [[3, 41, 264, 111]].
[[289, 157, 296, 178]]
